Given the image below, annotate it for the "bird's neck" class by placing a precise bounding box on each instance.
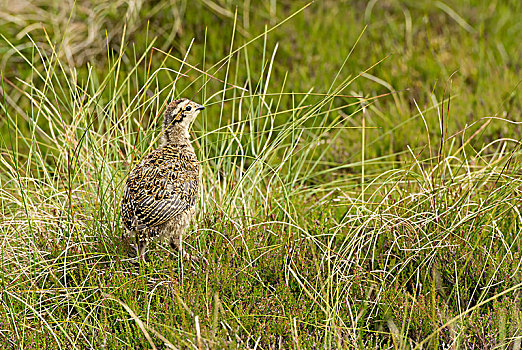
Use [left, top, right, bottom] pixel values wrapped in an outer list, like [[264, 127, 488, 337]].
[[160, 126, 193, 149]]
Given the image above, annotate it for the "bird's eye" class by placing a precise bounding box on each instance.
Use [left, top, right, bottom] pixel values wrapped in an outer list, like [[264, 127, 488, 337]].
[[185, 106, 192, 111]]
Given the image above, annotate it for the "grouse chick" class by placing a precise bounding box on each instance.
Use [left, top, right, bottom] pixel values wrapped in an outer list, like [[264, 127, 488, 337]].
[[121, 98, 204, 260]]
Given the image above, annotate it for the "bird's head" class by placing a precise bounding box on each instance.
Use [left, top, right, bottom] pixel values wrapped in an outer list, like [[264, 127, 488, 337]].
[[161, 98, 205, 145]]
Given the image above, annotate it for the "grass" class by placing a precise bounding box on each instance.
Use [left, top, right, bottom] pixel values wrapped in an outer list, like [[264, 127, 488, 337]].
[[0, 0, 521, 348]]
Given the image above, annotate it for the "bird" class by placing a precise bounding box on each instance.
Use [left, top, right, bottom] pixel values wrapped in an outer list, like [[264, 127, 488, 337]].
[[121, 98, 205, 261]]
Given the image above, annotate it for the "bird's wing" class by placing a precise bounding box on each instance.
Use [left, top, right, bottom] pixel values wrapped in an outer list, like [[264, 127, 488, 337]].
[[121, 153, 199, 231], [132, 175, 198, 229]]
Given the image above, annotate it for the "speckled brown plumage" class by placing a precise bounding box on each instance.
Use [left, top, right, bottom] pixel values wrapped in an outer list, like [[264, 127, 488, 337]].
[[121, 98, 204, 260]]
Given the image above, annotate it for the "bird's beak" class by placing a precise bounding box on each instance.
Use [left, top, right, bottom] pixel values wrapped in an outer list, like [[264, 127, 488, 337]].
[[196, 104, 205, 111]]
